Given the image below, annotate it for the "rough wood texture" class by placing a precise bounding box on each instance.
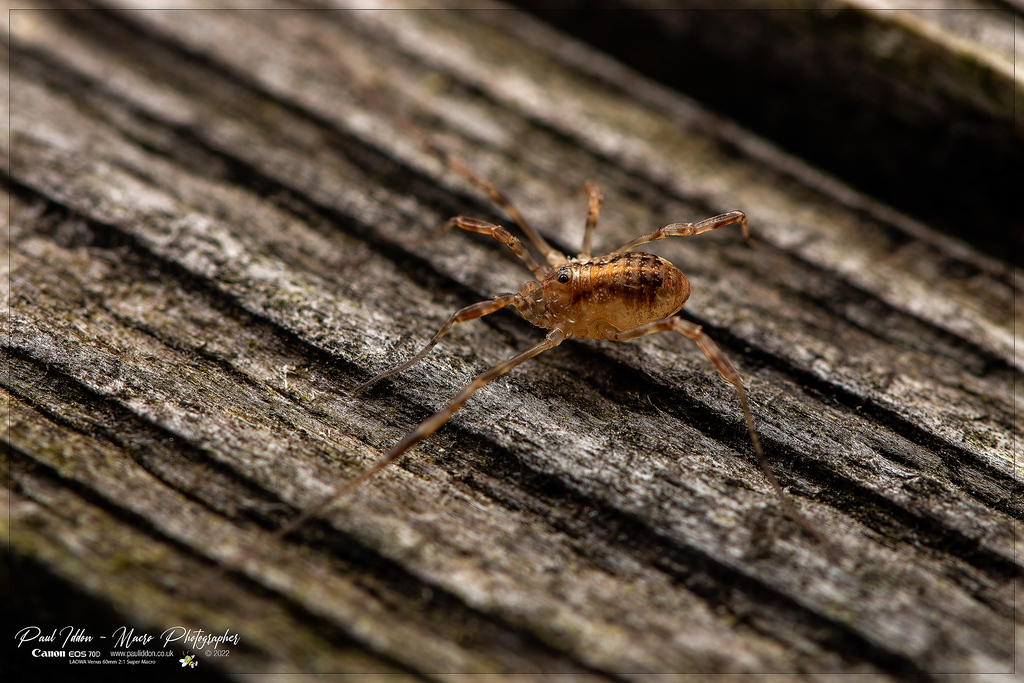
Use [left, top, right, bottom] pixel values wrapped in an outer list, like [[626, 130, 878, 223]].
[[4, 1, 1020, 678], [521, 0, 1023, 263]]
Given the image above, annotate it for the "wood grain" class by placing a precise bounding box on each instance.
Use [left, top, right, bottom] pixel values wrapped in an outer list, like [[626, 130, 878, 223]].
[[4, 1, 1019, 677]]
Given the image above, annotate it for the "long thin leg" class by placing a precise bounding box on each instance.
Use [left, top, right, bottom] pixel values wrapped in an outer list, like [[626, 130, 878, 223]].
[[579, 180, 603, 260], [355, 293, 521, 393], [423, 139, 568, 268], [436, 217, 548, 279], [276, 326, 570, 541], [606, 316, 833, 552], [612, 211, 750, 254]]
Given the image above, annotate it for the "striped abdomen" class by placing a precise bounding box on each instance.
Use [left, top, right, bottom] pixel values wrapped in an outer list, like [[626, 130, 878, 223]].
[[540, 252, 690, 339]]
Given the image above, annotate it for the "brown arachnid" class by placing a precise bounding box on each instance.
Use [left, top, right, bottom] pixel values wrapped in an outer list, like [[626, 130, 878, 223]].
[[271, 146, 830, 554]]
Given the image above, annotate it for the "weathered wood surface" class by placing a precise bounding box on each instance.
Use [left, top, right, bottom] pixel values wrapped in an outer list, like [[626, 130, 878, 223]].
[[524, 0, 1024, 264], [3, 1, 1020, 677]]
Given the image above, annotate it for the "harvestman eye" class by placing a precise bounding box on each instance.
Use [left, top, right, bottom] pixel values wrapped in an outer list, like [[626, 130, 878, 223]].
[[264, 145, 833, 560]]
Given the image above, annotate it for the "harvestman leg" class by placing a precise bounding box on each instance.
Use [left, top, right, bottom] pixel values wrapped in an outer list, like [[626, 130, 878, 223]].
[[607, 317, 830, 548], [209, 225, 551, 577], [613, 211, 750, 254], [275, 327, 570, 541], [355, 213, 551, 393], [579, 181, 603, 260], [422, 139, 567, 268], [436, 216, 547, 279], [355, 294, 522, 392]]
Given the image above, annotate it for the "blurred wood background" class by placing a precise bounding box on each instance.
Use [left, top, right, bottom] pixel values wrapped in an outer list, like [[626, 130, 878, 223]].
[[4, 0, 1020, 678]]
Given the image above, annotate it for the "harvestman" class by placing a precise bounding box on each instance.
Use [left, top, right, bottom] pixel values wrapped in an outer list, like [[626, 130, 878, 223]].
[[275, 147, 829, 550]]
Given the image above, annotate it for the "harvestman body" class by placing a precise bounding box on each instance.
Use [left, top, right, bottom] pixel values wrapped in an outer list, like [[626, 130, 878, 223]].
[[275, 148, 829, 550]]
